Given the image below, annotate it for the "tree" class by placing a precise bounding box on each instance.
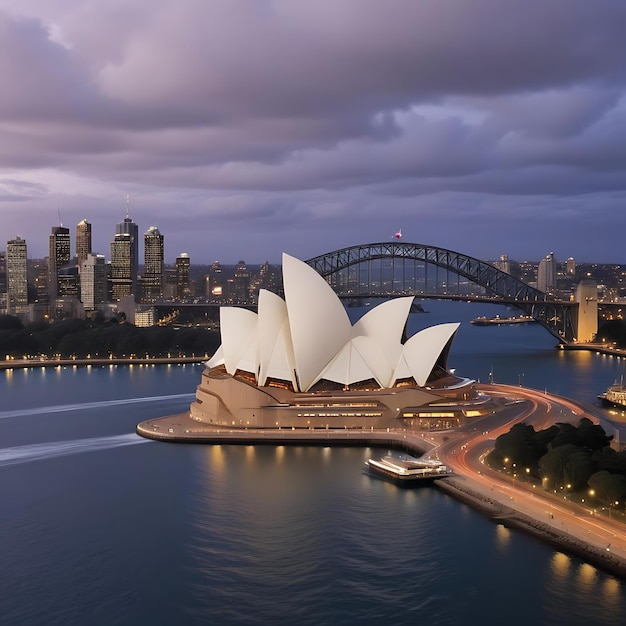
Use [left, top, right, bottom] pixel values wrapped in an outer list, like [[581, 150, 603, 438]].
[[0, 314, 23, 331], [539, 444, 579, 490], [564, 448, 595, 491], [588, 471, 626, 506], [577, 417, 613, 451], [491, 422, 544, 474], [593, 447, 626, 476]]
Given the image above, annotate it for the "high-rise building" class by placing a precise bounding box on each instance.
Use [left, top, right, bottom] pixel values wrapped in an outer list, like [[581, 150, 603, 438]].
[[566, 257, 576, 276], [207, 261, 223, 301], [48, 226, 71, 302], [537, 252, 557, 293], [0, 250, 6, 297], [115, 208, 139, 297], [6, 236, 28, 316], [80, 254, 106, 311], [110, 233, 134, 301], [142, 226, 164, 302], [233, 259, 250, 304], [76, 219, 92, 268], [176, 253, 191, 300], [497, 254, 510, 274], [30, 261, 49, 305]]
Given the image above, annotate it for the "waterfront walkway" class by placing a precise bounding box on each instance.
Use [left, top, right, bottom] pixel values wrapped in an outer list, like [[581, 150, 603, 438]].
[[0, 356, 207, 370]]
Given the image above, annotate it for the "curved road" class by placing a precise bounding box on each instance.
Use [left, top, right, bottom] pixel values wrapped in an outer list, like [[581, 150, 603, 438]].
[[432, 384, 626, 564]]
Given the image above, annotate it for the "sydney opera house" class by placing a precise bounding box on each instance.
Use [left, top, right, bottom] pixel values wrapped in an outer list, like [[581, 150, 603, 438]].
[[190, 254, 485, 431]]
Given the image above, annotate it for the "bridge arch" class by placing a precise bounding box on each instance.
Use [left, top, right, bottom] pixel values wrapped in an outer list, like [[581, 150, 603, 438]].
[[306, 242, 577, 342]]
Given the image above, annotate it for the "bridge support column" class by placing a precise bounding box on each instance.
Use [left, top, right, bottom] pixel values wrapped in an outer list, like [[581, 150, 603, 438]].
[[575, 280, 598, 342]]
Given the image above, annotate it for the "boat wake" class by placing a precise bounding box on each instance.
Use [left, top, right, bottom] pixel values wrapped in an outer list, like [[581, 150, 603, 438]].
[[0, 433, 148, 468], [0, 393, 195, 420]]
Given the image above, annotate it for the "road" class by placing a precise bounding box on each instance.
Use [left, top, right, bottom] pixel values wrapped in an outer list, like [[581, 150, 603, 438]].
[[431, 384, 626, 565]]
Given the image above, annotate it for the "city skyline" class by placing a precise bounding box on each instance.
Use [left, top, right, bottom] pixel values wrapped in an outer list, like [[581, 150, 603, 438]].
[[1, 1, 626, 264]]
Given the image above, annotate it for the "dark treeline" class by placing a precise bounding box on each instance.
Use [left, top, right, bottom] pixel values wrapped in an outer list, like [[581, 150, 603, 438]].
[[486, 419, 626, 509], [597, 319, 626, 347], [0, 314, 220, 360]]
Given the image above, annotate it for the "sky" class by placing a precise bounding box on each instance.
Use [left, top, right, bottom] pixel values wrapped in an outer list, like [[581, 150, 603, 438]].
[[1, 0, 626, 265]]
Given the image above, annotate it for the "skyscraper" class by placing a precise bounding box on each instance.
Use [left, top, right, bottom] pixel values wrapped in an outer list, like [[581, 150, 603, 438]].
[[115, 206, 139, 297], [0, 250, 6, 299], [176, 253, 190, 301], [6, 236, 28, 316], [233, 259, 250, 304], [110, 233, 134, 301], [566, 257, 576, 276], [80, 254, 106, 311], [537, 252, 557, 293], [76, 219, 92, 268], [142, 226, 164, 302], [49, 226, 71, 302], [497, 254, 510, 274]]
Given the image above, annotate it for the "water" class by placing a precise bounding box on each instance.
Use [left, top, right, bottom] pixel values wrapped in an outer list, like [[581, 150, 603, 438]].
[[0, 305, 625, 625]]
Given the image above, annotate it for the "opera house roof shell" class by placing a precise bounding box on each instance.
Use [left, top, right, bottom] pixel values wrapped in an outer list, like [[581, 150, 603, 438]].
[[207, 253, 461, 393]]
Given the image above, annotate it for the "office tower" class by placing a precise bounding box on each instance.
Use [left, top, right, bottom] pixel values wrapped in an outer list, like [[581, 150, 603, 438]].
[[233, 259, 250, 303], [6, 236, 28, 316], [0, 250, 6, 297], [497, 254, 510, 274], [76, 219, 92, 268], [175, 253, 190, 300], [537, 252, 557, 293], [30, 261, 49, 304], [49, 226, 71, 302], [58, 265, 79, 298], [207, 261, 223, 300], [566, 257, 576, 276], [110, 233, 134, 301], [142, 226, 164, 302], [80, 254, 106, 310], [115, 208, 139, 296]]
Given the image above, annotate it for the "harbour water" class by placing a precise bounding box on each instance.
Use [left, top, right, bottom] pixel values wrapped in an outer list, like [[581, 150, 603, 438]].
[[1, 301, 625, 625]]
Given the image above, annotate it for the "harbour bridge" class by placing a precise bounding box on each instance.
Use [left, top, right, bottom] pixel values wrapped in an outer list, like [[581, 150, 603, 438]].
[[306, 242, 582, 343]]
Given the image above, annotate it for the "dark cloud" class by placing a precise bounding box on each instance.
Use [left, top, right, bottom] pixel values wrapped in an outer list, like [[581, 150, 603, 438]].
[[1, 1, 626, 263]]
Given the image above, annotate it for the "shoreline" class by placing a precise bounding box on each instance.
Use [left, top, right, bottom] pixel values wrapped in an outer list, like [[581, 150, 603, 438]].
[[0, 356, 207, 370], [137, 410, 626, 580], [436, 477, 626, 579]]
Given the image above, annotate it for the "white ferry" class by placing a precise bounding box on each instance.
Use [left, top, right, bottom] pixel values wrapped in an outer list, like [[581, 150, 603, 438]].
[[598, 378, 626, 409], [365, 455, 452, 484]]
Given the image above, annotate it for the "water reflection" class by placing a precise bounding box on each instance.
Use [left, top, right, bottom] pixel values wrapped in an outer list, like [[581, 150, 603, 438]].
[[495, 523, 511, 550], [551, 552, 572, 579]]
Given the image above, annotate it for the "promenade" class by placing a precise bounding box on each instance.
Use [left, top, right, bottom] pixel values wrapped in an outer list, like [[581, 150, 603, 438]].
[[561, 341, 626, 358], [137, 383, 626, 579], [0, 355, 207, 370]]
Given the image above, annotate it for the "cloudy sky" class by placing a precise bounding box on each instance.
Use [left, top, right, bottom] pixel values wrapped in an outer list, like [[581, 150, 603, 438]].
[[1, 0, 625, 264]]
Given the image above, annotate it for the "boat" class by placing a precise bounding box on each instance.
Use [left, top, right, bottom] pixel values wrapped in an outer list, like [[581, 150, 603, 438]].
[[470, 315, 535, 326], [598, 377, 626, 409], [364, 454, 452, 485]]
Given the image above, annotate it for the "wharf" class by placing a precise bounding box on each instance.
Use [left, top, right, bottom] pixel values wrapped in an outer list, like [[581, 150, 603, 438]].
[[560, 342, 626, 358], [136, 412, 431, 455]]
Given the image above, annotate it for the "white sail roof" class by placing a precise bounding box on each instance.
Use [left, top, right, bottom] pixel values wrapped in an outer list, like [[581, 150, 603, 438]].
[[318, 335, 389, 387], [220, 307, 258, 375], [257, 289, 297, 388], [206, 344, 224, 369], [282, 253, 352, 391], [352, 296, 413, 387], [398, 322, 460, 386], [208, 255, 461, 392]]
